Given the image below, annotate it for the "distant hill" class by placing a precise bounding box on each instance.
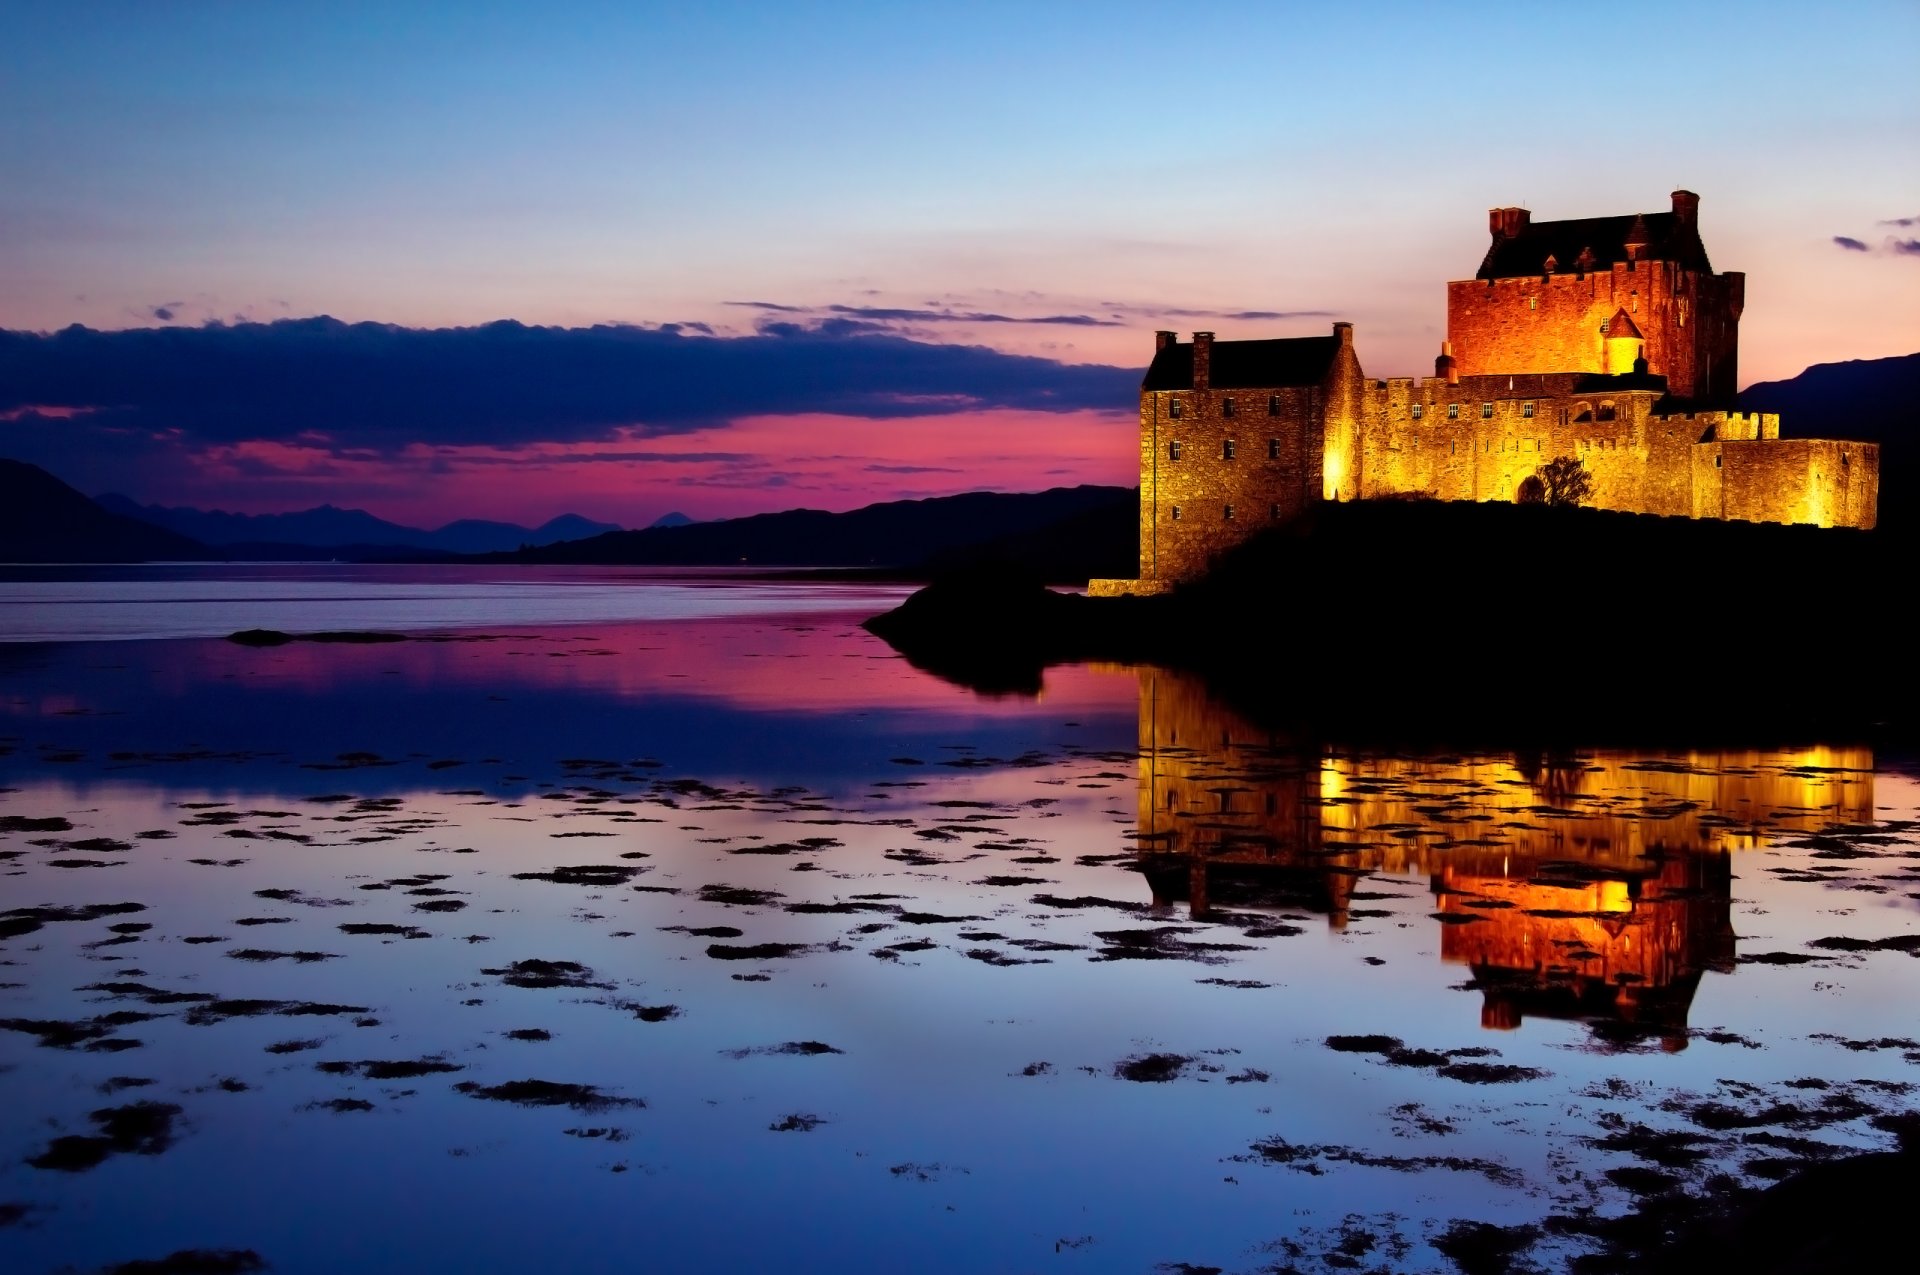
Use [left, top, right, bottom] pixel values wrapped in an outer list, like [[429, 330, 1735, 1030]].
[[93, 496, 621, 554], [0, 460, 211, 562], [1741, 352, 1920, 532], [648, 511, 697, 529], [494, 485, 1138, 576]]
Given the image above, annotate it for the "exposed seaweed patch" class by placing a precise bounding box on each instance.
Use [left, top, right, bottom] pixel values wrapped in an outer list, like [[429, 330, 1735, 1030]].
[[510, 864, 644, 886], [723, 1041, 844, 1059], [316, 1059, 462, 1080], [889, 1161, 967, 1182], [481, 959, 610, 990], [769, 1113, 825, 1132], [696, 884, 783, 907], [226, 949, 339, 964], [1093, 927, 1255, 964], [1238, 1135, 1522, 1187], [1114, 1053, 1193, 1083], [705, 943, 809, 961], [337, 923, 431, 940], [27, 1101, 182, 1172], [97, 1249, 269, 1274], [455, 1079, 641, 1112]]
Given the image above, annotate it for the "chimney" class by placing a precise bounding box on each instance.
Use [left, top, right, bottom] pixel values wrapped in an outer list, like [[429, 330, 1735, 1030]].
[[1671, 189, 1699, 225], [1435, 339, 1459, 386], [1488, 206, 1531, 238], [1333, 321, 1353, 347], [1191, 331, 1213, 391], [1154, 329, 1176, 352]]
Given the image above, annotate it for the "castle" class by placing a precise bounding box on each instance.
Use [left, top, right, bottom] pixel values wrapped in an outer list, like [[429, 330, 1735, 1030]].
[[1092, 191, 1879, 594]]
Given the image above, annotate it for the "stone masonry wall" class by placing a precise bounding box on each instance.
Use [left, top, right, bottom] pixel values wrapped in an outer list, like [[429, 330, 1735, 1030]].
[[1691, 437, 1879, 529], [1445, 261, 1741, 403]]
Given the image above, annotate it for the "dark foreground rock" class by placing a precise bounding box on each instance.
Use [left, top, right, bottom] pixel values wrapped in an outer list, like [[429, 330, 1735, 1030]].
[[1570, 1117, 1920, 1274], [865, 500, 1919, 741]]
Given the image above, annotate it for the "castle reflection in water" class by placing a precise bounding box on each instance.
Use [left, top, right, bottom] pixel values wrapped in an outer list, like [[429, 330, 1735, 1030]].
[[1126, 668, 1873, 1047]]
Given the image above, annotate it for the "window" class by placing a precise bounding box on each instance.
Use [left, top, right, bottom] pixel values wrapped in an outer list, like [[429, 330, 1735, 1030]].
[[1168, 440, 1182, 461], [1411, 404, 1423, 420], [1222, 440, 1236, 460], [1599, 322, 1608, 335], [1447, 403, 1460, 420], [1268, 395, 1281, 416], [1597, 402, 1616, 422], [1522, 402, 1535, 418], [1170, 504, 1182, 520], [1267, 438, 1281, 459], [1528, 296, 1537, 310], [1481, 402, 1494, 419], [1222, 397, 1235, 418], [1169, 398, 1183, 419], [1269, 502, 1281, 519], [1714, 455, 1721, 469], [1223, 504, 1235, 521]]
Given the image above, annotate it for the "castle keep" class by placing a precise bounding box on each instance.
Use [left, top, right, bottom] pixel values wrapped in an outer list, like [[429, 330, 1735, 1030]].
[[1094, 191, 1879, 593]]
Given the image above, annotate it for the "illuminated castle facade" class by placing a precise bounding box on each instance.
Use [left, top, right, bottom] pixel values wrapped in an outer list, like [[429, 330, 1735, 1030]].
[[1093, 191, 1879, 593]]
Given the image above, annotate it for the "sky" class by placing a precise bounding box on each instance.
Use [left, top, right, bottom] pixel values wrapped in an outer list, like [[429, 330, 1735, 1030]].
[[2, 0, 1916, 529]]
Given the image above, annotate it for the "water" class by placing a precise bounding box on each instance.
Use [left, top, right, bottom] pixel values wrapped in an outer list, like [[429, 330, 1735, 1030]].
[[0, 567, 1915, 1273]]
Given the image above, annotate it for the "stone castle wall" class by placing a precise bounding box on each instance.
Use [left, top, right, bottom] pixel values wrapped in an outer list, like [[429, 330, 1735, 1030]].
[[1091, 195, 1877, 596], [1447, 262, 1743, 403], [1692, 436, 1879, 528], [1116, 330, 1363, 590]]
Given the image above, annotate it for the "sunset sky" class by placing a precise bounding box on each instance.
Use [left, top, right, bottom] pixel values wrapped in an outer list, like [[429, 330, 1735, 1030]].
[[3, 1, 1915, 529]]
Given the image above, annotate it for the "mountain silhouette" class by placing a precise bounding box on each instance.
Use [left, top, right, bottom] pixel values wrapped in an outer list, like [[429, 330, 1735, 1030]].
[[493, 485, 1138, 576], [1, 460, 210, 562], [93, 496, 621, 554]]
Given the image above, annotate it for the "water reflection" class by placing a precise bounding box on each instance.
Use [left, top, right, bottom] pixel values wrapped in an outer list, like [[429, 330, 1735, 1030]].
[[1130, 667, 1873, 1045]]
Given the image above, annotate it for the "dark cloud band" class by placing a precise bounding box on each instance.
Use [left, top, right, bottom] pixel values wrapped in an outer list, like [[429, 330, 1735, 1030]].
[[0, 316, 1138, 454]]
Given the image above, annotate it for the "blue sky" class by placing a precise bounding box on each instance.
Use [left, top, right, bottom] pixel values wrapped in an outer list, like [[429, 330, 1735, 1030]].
[[1, 1, 1915, 522]]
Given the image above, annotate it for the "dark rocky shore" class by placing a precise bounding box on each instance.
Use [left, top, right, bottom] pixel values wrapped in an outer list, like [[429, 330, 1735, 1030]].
[[866, 499, 1916, 743]]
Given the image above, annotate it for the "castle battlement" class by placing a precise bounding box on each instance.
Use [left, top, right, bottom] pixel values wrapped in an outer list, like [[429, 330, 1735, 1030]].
[[1089, 192, 1879, 596]]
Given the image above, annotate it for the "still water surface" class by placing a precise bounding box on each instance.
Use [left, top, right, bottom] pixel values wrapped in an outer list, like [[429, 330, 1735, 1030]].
[[0, 567, 1914, 1272]]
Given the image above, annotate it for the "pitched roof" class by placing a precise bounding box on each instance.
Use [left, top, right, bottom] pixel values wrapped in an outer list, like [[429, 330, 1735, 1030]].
[[1477, 211, 1713, 280], [1142, 335, 1340, 391], [1605, 309, 1643, 339]]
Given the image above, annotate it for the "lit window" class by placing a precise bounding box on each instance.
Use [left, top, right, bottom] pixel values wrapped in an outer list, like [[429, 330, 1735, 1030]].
[[1528, 296, 1537, 310], [1447, 404, 1460, 420], [1223, 504, 1234, 521], [1168, 441, 1181, 461], [1222, 440, 1235, 460], [1170, 505, 1182, 520], [1522, 402, 1534, 418], [1411, 404, 1423, 420], [1481, 403, 1494, 419], [1267, 395, 1281, 415], [1599, 322, 1608, 335], [1267, 438, 1280, 459], [1169, 398, 1183, 419], [1222, 397, 1235, 418]]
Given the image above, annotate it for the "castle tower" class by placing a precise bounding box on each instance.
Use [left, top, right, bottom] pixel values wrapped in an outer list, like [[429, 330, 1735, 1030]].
[[1445, 190, 1744, 404]]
